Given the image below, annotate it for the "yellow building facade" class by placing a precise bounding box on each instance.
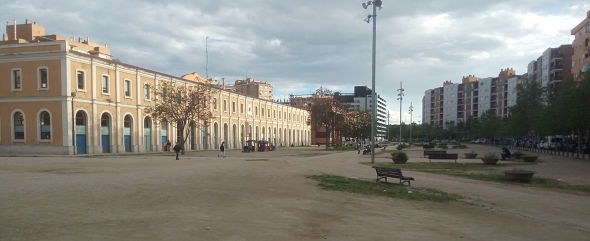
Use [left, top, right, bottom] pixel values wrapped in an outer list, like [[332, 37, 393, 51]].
[[0, 22, 310, 155]]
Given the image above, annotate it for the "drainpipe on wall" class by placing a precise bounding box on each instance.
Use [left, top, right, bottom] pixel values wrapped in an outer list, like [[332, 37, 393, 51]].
[[71, 92, 76, 154]]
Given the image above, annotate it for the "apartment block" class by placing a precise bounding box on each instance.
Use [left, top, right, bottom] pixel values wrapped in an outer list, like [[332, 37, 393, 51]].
[[337, 86, 388, 139], [422, 69, 522, 128], [527, 45, 573, 87], [571, 10, 590, 80], [233, 78, 273, 100], [0, 21, 310, 155]]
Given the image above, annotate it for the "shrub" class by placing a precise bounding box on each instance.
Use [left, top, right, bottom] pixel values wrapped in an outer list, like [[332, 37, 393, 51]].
[[391, 151, 409, 164], [481, 152, 499, 165], [452, 144, 467, 149], [464, 151, 478, 159]]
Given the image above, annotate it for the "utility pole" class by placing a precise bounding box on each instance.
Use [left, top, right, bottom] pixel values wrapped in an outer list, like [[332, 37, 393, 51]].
[[397, 82, 404, 145], [409, 102, 414, 143]]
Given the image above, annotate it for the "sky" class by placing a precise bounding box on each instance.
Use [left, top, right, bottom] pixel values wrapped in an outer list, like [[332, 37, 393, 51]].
[[1, 0, 589, 123]]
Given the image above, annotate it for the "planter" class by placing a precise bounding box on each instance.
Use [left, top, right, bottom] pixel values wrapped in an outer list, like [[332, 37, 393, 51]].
[[481, 158, 499, 165], [392, 158, 408, 164], [504, 170, 536, 182], [522, 156, 538, 162], [512, 152, 525, 159], [464, 153, 478, 159]]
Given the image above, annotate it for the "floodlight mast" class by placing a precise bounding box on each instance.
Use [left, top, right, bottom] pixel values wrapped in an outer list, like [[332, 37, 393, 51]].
[[362, 0, 382, 164]]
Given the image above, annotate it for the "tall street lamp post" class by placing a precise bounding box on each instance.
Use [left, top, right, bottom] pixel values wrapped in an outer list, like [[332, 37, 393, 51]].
[[409, 102, 414, 143], [362, 0, 382, 164], [397, 82, 404, 145]]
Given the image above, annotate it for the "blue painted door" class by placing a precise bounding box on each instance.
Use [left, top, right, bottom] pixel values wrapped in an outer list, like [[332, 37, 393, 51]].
[[102, 135, 110, 153], [76, 134, 87, 154], [124, 135, 132, 152]]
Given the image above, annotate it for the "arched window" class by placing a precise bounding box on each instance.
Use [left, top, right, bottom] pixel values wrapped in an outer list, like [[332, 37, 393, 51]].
[[13, 111, 25, 140], [39, 111, 51, 140]]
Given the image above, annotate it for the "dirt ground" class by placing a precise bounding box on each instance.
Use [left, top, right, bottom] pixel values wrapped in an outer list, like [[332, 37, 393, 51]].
[[1, 145, 589, 241]]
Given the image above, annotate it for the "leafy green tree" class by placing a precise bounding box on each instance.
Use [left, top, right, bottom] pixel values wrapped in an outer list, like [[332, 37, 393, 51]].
[[507, 78, 545, 137], [342, 110, 371, 141]]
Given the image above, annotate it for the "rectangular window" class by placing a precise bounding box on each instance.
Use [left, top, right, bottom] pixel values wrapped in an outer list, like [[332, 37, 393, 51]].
[[240, 104, 244, 113], [144, 84, 150, 100], [223, 100, 227, 112], [262, 108, 265, 117], [213, 98, 218, 110], [255, 107, 258, 115], [102, 75, 109, 93], [12, 69, 22, 90], [77, 70, 85, 90], [162, 87, 168, 101], [124, 79, 131, 97], [232, 102, 236, 113], [38, 68, 48, 89]]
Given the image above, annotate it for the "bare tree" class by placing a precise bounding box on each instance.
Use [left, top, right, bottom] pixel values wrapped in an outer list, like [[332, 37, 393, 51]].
[[310, 89, 346, 148], [145, 81, 215, 153]]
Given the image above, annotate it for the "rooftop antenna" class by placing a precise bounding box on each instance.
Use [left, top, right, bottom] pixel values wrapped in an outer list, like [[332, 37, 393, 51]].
[[205, 36, 209, 79]]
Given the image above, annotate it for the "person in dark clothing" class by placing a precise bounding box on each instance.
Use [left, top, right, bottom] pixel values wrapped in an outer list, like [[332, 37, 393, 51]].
[[501, 147, 511, 160], [218, 142, 225, 158], [173, 144, 182, 160]]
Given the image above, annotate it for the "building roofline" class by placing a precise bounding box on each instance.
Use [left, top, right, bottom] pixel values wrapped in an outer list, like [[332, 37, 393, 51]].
[[68, 50, 299, 108]]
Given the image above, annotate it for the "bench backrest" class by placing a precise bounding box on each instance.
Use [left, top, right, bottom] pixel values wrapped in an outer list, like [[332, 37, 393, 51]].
[[373, 166, 403, 178], [423, 150, 447, 155], [428, 153, 458, 159]]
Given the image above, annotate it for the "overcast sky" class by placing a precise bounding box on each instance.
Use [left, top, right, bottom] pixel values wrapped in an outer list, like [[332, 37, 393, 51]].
[[2, 0, 589, 123]]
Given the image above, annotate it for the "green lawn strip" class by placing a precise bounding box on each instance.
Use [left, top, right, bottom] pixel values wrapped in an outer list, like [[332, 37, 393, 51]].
[[308, 174, 460, 202], [369, 162, 590, 193], [245, 159, 270, 161]]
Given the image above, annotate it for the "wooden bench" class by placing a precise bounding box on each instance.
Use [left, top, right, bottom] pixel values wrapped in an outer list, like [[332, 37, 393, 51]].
[[372, 166, 415, 186], [428, 153, 459, 163], [423, 150, 447, 157]]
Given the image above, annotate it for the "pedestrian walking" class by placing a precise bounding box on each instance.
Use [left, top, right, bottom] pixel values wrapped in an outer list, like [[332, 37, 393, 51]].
[[218, 142, 225, 158], [173, 143, 182, 160], [165, 140, 172, 152]]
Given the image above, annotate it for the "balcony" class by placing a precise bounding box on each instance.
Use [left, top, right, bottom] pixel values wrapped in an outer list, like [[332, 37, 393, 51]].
[[551, 64, 564, 71]]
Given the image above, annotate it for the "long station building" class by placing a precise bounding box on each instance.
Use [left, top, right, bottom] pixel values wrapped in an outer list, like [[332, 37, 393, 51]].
[[0, 21, 311, 155]]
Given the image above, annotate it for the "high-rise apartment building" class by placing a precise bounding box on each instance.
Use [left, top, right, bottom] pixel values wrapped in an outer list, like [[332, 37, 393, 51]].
[[337, 86, 387, 140], [571, 10, 590, 80], [233, 78, 273, 100], [527, 45, 573, 86], [422, 69, 521, 129]]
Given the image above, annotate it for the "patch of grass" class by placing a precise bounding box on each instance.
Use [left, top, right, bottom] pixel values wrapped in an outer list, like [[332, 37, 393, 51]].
[[308, 174, 460, 202], [370, 162, 590, 193], [245, 159, 270, 161]]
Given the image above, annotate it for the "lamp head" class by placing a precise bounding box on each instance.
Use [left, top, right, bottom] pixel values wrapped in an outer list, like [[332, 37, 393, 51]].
[[364, 15, 372, 23], [374, 0, 383, 8], [362, 1, 372, 9]]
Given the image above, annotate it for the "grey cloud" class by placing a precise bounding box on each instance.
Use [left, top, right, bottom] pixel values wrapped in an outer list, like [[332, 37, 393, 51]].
[[1, 0, 587, 122]]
